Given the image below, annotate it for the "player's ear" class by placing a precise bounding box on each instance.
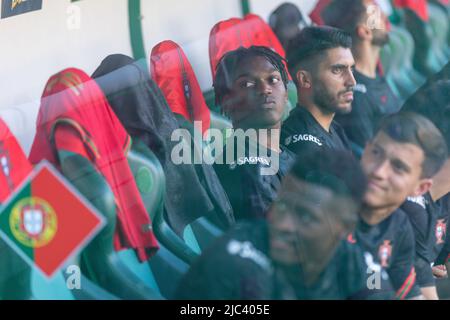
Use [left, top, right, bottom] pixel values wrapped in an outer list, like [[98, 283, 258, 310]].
[[296, 69, 312, 89], [411, 178, 433, 197]]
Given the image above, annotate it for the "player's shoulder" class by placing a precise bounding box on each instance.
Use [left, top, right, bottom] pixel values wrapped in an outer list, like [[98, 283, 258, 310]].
[[389, 208, 415, 239]]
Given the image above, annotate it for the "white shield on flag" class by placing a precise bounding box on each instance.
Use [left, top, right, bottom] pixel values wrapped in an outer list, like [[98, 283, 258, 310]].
[[23, 208, 44, 236]]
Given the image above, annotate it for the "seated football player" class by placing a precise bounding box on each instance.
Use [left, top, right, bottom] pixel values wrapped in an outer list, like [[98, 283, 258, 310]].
[[401, 80, 450, 299], [282, 26, 355, 156], [213, 46, 296, 221], [323, 0, 401, 150], [352, 112, 448, 299], [176, 149, 372, 300]]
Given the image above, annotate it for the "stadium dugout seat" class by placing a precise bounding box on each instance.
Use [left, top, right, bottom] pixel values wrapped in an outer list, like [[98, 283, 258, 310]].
[[32, 267, 116, 300], [31, 270, 74, 300], [129, 134, 223, 265], [395, 7, 444, 76], [126, 138, 192, 298], [383, 26, 426, 101], [380, 42, 393, 75], [0, 117, 118, 300], [392, 26, 427, 89], [151, 41, 237, 259], [55, 146, 163, 300], [150, 39, 233, 144], [382, 29, 411, 101], [54, 130, 194, 299], [435, 0, 450, 47], [208, 17, 253, 81], [32, 254, 119, 300], [170, 114, 226, 246], [427, 2, 450, 59], [0, 241, 32, 299]]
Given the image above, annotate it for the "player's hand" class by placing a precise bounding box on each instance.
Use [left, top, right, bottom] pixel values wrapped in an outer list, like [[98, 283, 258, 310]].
[[432, 265, 447, 278]]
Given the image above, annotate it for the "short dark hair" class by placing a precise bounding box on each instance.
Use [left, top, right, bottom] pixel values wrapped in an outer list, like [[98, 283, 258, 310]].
[[286, 26, 352, 86], [377, 112, 448, 178], [289, 148, 367, 206], [322, 0, 367, 37], [403, 80, 450, 150], [213, 45, 289, 107]]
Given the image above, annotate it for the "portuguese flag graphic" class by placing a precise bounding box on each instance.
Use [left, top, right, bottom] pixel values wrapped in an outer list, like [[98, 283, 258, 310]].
[[0, 162, 104, 278]]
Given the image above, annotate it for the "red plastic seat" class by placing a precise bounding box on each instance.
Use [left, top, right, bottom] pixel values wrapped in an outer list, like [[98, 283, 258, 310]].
[[0, 118, 32, 202], [208, 18, 253, 80], [309, 0, 333, 25], [150, 40, 211, 134], [209, 15, 290, 80]]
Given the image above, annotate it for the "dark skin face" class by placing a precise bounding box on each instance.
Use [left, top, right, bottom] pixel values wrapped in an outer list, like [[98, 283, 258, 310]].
[[268, 175, 358, 283], [222, 56, 288, 130]]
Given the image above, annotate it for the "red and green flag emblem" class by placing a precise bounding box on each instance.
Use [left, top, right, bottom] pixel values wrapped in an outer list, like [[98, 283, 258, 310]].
[[0, 162, 105, 278]]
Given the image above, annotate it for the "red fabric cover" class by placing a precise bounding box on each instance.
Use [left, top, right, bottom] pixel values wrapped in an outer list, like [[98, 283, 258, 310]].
[[244, 14, 286, 57], [209, 15, 291, 81], [28, 68, 159, 262], [0, 119, 32, 202], [244, 14, 292, 80], [150, 40, 211, 134], [208, 18, 252, 80], [393, 0, 429, 21], [309, 0, 333, 25]]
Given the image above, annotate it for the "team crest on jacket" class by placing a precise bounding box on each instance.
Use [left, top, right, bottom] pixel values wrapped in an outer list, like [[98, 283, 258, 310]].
[[347, 233, 357, 244], [9, 197, 58, 248], [284, 136, 292, 146], [435, 219, 446, 245], [378, 240, 392, 268]]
